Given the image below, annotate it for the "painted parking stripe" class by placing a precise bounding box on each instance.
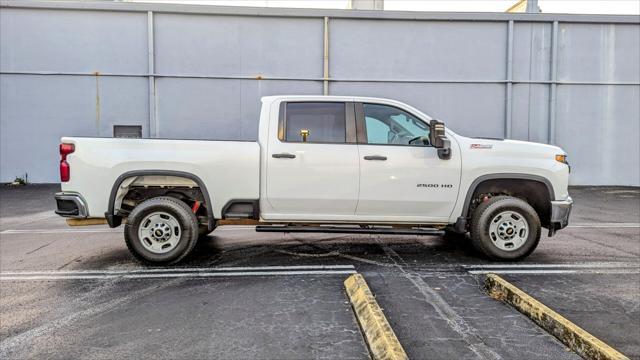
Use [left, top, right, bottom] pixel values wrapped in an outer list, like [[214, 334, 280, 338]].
[[0, 225, 257, 234], [463, 262, 639, 269], [0, 265, 357, 280], [0, 270, 357, 281], [568, 223, 640, 228], [0, 226, 259, 234], [0, 264, 355, 275], [465, 262, 639, 275], [468, 269, 640, 275], [0, 228, 120, 234]]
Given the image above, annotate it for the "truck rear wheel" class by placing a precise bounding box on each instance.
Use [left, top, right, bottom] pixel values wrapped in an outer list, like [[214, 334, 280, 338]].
[[124, 196, 199, 265], [470, 195, 541, 261]]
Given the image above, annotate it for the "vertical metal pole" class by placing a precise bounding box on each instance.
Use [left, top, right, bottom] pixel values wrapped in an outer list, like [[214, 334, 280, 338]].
[[349, 0, 384, 10], [549, 21, 559, 145], [147, 11, 157, 138], [526, 0, 540, 13], [323, 16, 329, 95], [505, 20, 514, 139]]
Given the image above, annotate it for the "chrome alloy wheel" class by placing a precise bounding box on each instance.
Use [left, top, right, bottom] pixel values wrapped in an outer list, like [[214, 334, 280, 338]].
[[488, 210, 529, 251], [138, 211, 181, 254]]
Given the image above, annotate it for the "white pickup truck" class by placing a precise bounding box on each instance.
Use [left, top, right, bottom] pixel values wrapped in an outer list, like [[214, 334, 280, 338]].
[[55, 95, 572, 264]]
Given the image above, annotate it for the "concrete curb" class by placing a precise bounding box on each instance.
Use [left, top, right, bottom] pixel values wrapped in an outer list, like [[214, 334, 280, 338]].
[[344, 274, 408, 360], [485, 274, 629, 360]]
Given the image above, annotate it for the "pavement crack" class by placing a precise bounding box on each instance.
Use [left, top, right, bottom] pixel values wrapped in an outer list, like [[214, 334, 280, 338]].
[[274, 249, 342, 258], [307, 244, 396, 267], [56, 256, 82, 270], [25, 241, 56, 255], [276, 236, 397, 267]]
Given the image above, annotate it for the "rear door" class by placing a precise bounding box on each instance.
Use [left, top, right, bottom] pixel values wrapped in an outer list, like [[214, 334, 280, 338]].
[[263, 101, 360, 220]]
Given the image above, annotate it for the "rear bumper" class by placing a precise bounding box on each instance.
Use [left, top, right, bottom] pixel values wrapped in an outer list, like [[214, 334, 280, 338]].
[[549, 196, 573, 235], [54, 192, 88, 218]]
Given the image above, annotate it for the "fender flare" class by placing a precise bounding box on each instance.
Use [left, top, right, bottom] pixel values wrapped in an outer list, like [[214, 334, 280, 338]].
[[460, 173, 555, 218], [106, 170, 215, 230]]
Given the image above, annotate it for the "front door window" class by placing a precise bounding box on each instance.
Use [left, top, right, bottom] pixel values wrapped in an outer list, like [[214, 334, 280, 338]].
[[363, 103, 430, 146]]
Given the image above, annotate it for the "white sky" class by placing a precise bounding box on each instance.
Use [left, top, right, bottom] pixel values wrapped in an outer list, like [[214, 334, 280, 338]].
[[125, 0, 640, 15]]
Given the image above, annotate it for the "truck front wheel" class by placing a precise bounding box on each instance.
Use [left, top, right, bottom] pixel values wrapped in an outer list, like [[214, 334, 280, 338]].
[[470, 196, 541, 261], [124, 196, 199, 265]]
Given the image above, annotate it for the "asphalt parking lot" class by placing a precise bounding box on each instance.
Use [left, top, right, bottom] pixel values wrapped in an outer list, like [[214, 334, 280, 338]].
[[1, 185, 638, 359]]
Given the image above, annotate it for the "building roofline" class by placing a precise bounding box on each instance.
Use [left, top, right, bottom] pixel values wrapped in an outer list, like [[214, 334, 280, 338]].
[[1, 0, 639, 24]]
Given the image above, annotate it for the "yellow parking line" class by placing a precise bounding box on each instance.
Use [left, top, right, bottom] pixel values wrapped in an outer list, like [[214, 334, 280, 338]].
[[344, 274, 408, 360], [485, 274, 629, 360]]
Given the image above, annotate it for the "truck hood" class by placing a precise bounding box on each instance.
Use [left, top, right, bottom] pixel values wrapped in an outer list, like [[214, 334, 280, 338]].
[[457, 135, 566, 156]]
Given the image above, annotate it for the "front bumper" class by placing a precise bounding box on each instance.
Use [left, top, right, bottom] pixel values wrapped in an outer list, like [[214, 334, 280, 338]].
[[54, 192, 88, 218], [549, 196, 573, 235]]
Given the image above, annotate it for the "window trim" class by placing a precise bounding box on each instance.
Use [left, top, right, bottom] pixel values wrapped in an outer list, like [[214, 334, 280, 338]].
[[277, 101, 357, 144], [354, 102, 433, 148]]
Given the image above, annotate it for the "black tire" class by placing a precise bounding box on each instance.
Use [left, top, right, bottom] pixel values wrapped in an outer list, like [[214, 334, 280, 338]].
[[124, 196, 199, 265], [470, 195, 541, 261]]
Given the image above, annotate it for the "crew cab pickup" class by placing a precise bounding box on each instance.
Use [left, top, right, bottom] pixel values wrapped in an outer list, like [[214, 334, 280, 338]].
[[55, 96, 572, 264]]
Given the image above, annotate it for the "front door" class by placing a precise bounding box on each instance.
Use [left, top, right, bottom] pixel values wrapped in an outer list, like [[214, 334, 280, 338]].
[[264, 101, 360, 221], [355, 103, 461, 222]]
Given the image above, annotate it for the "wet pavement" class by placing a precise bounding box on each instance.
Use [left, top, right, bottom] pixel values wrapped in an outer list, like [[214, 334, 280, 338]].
[[503, 274, 640, 358], [0, 185, 638, 359]]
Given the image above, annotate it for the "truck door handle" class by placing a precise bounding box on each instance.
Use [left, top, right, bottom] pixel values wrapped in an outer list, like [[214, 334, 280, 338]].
[[272, 153, 296, 159], [364, 155, 387, 161]]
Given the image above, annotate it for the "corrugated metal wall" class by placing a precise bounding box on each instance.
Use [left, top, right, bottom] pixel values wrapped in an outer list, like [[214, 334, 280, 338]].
[[1, 1, 638, 185]]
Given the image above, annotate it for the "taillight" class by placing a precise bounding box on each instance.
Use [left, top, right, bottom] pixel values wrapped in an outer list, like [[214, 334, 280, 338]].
[[59, 143, 75, 182]]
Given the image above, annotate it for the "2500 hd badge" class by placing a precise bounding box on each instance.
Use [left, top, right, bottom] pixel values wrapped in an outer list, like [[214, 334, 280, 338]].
[[417, 183, 454, 188]]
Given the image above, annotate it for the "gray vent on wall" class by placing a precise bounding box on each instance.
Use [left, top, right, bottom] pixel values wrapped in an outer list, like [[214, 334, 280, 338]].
[[113, 125, 142, 138]]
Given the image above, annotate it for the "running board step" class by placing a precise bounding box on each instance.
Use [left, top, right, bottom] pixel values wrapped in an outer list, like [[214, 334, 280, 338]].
[[255, 225, 444, 236]]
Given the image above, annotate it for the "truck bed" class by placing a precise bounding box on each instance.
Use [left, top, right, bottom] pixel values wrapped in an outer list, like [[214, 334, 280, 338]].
[[60, 137, 260, 218]]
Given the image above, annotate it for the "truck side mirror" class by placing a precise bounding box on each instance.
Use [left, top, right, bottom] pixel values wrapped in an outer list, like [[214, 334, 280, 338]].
[[429, 120, 451, 160]]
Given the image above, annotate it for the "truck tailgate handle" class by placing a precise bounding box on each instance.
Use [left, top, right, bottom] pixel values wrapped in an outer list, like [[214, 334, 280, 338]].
[[272, 153, 296, 159], [364, 155, 387, 161]]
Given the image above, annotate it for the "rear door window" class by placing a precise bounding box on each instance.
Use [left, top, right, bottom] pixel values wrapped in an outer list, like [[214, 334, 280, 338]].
[[284, 102, 346, 143]]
